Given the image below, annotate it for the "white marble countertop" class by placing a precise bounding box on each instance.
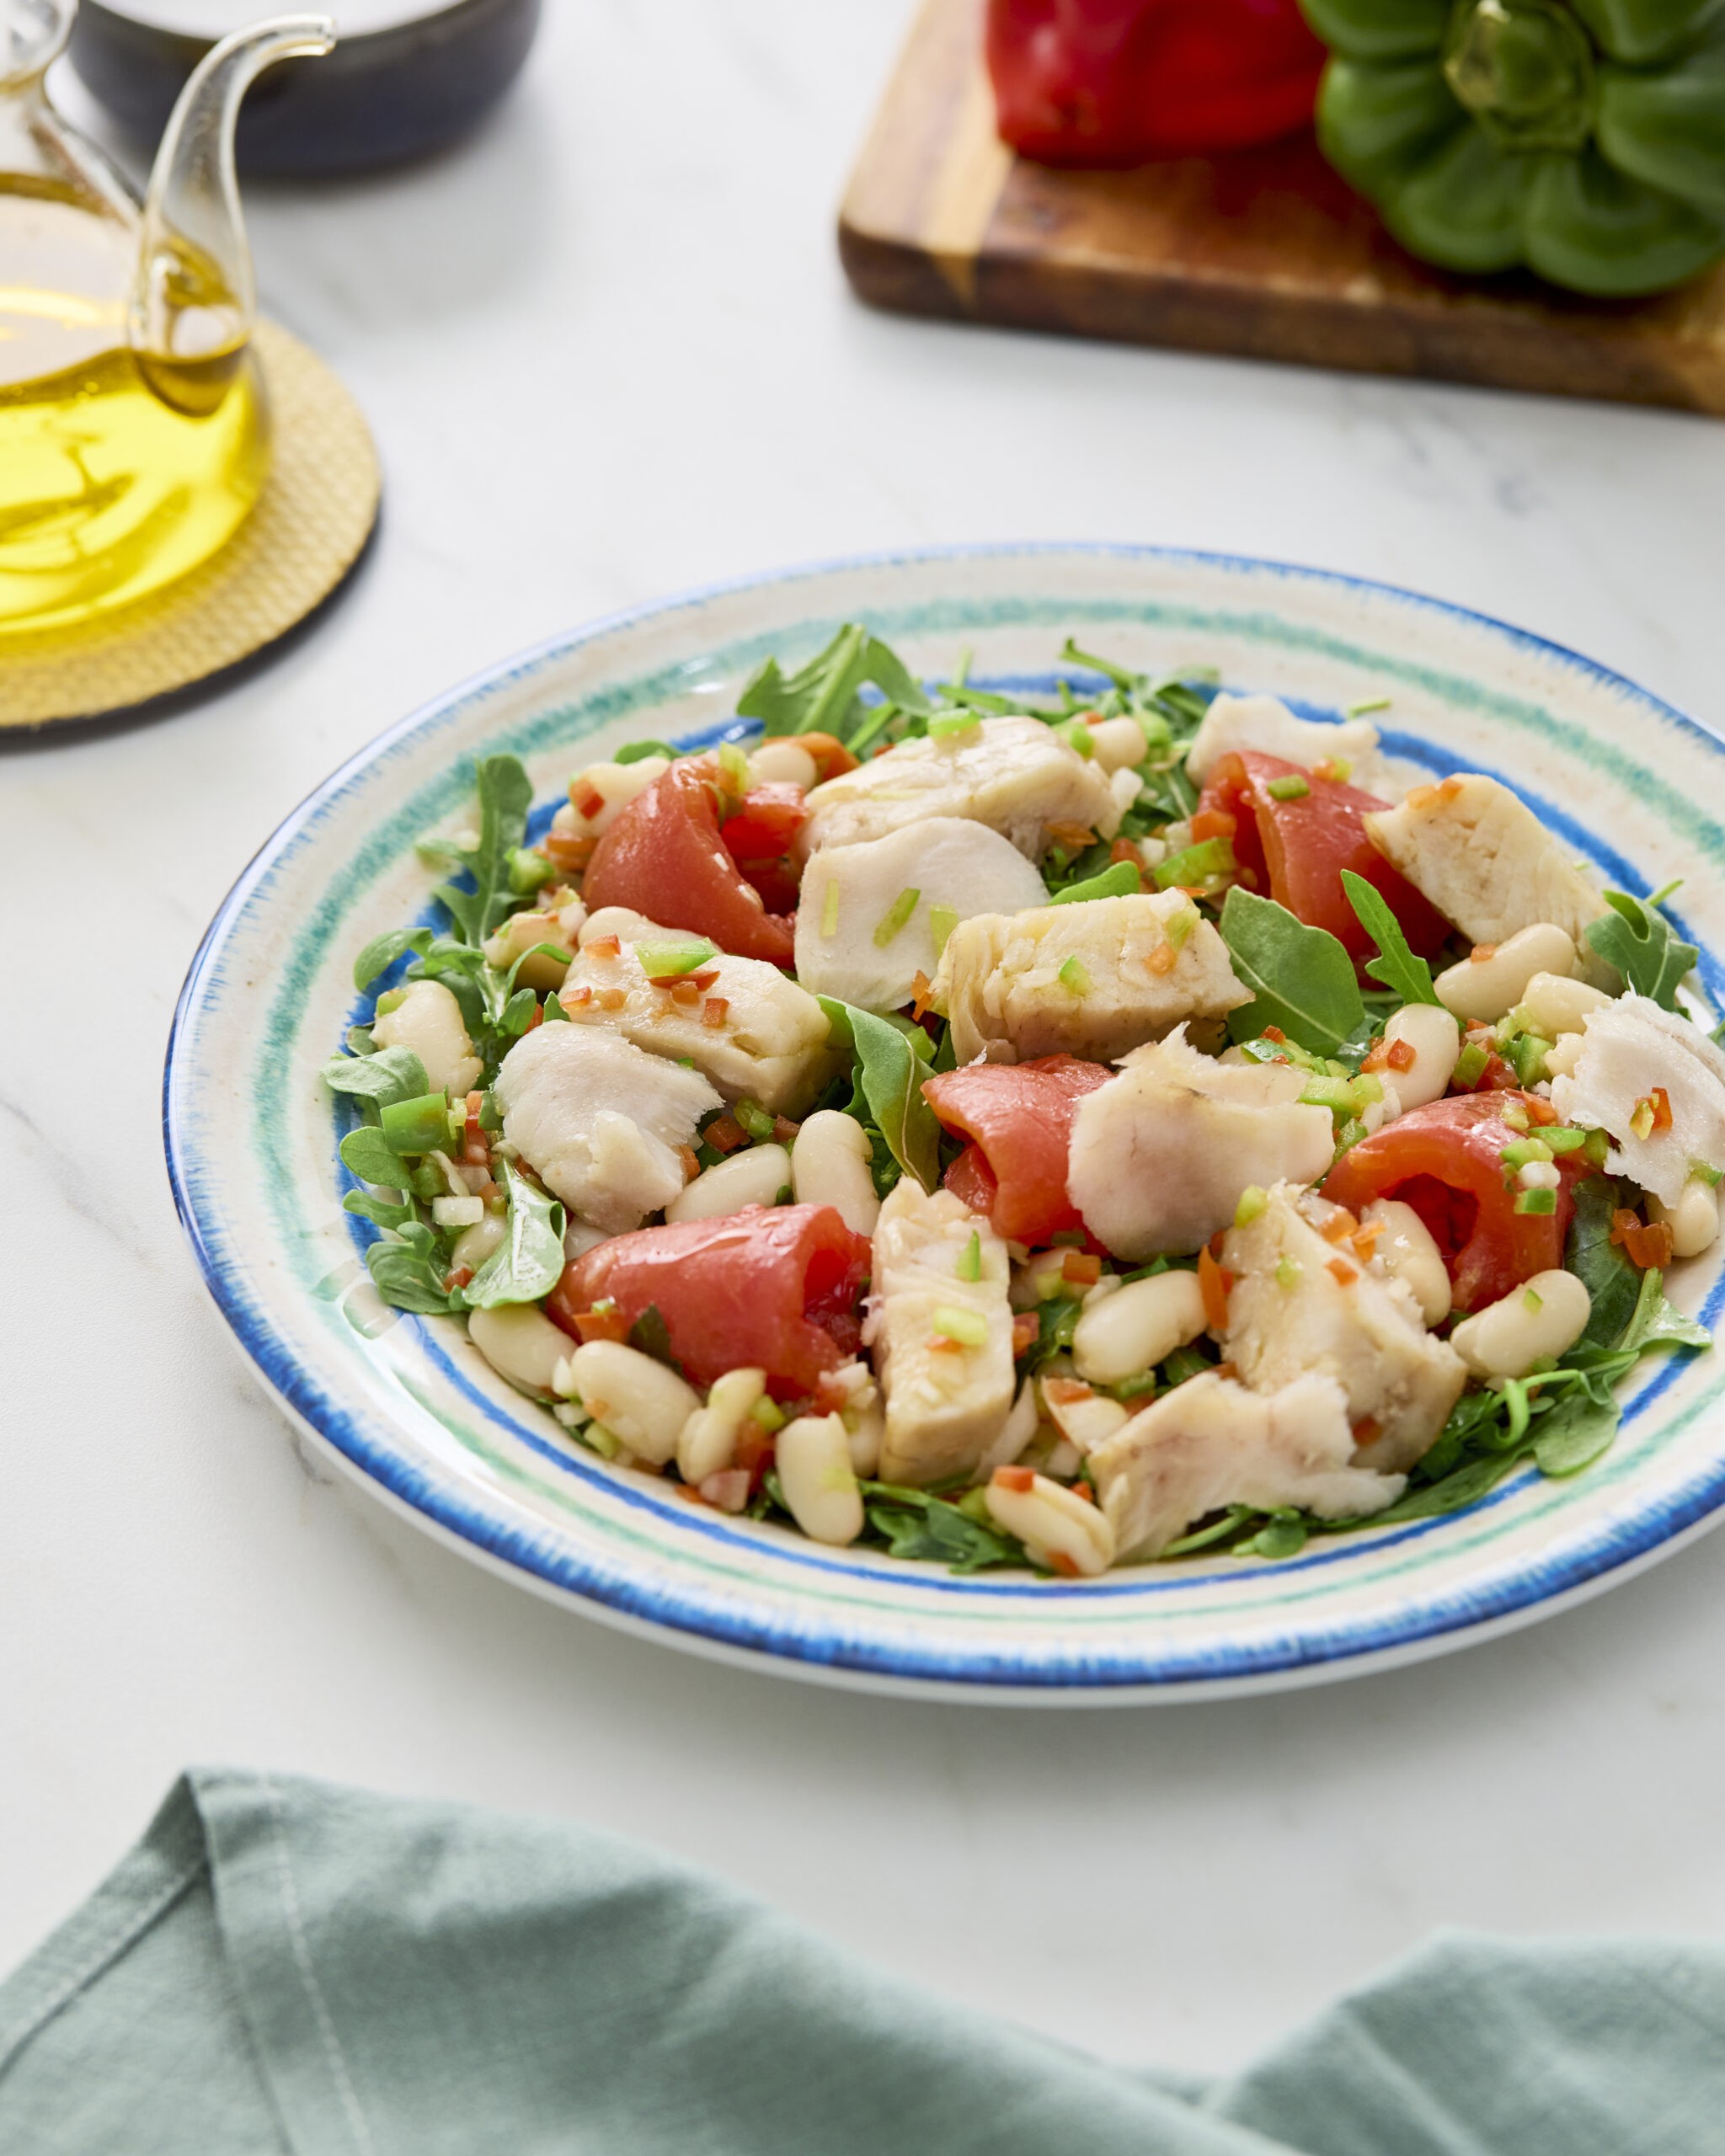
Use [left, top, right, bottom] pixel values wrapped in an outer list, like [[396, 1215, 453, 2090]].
[[9, 0, 1725, 2078]]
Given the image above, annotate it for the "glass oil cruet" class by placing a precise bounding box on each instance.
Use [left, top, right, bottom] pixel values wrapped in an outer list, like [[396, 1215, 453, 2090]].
[[0, 0, 334, 638]]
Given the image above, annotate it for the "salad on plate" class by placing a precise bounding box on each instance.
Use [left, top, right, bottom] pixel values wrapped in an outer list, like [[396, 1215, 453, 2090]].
[[323, 628, 1717, 1578]]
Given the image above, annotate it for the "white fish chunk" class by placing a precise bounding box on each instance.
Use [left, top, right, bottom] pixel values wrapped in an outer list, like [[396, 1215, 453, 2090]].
[[1066, 1027, 1335, 1259], [794, 817, 1047, 1014], [1364, 774, 1614, 985], [1088, 1371, 1405, 1561], [864, 1182, 1015, 1487], [936, 891, 1249, 1066], [494, 1025, 720, 1235], [559, 922, 840, 1116], [1550, 993, 1725, 1206], [1185, 691, 1401, 798], [1221, 1182, 1467, 1474], [798, 715, 1121, 860]]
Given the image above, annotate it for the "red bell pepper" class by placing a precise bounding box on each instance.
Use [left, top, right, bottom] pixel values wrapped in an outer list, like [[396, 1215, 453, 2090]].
[[986, 0, 1325, 167]]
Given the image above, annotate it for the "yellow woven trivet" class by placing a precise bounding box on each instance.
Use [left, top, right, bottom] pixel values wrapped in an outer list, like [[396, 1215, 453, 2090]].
[[0, 319, 380, 730]]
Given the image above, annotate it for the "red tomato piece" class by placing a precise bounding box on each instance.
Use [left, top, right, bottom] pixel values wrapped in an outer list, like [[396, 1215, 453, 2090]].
[[548, 1203, 872, 1399], [720, 781, 809, 919], [922, 1054, 1113, 1246], [1199, 751, 1452, 972], [1322, 1092, 1591, 1312], [583, 759, 794, 964]]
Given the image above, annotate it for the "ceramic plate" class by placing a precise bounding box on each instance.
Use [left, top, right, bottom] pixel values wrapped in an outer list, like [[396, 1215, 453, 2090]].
[[165, 545, 1725, 1701]]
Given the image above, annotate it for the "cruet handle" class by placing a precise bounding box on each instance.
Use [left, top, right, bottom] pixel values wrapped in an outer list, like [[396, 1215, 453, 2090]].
[[132, 14, 335, 362]]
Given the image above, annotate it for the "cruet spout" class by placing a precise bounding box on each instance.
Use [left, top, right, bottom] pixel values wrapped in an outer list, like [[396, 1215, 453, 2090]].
[[2, 0, 73, 90], [133, 14, 335, 366]]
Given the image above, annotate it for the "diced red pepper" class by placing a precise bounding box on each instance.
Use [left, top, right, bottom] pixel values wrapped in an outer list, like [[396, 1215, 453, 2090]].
[[985, 0, 1325, 166], [922, 1054, 1113, 1246], [583, 758, 795, 964], [1198, 750, 1452, 974], [1323, 1092, 1592, 1311], [549, 1203, 873, 1399]]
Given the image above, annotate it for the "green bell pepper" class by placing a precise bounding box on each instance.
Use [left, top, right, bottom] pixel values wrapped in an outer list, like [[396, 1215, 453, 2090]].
[[1299, 0, 1725, 294]]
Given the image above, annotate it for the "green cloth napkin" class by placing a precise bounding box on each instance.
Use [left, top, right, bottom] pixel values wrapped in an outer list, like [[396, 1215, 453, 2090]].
[[3, 1769, 1720, 2154]]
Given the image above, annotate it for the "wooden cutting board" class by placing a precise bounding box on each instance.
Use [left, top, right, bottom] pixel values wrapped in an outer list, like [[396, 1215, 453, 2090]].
[[840, 0, 1725, 415]]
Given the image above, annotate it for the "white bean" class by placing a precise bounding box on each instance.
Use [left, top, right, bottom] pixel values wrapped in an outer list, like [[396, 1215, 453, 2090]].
[[1449, 1268, 1591, 1381], [451, 1212, 507, 1274], [1516, 970, 1611, 1038], [789, 1110, 881, 1235], [1071, 1268, 1206, 1384], [776, 1414, 865, 1546], [1649, 1179, 1721, 1259], [975, 1380, 1041, 1481], [747, 740, 819, 790], [467, 1303, 574, 1398], [666, 1143, 790, 1224], [371, 979, 482, 1099], [985, 1470, 1116, 1576], [1543, 1033, 1585, 1080], [844, 1399, 884, 1478], [1362, 1198, 1451, 1325], [1087, 715, 1150, 772], [1379, 1002, 1462, 1110], [579, 905, 661, 947], [432, 1193, 484, 1230], [1435, 923, 1576, 1027], [560, 756, 670, 836], [483, 909, 575, 989], [677, 1366, 767, 1483], [1040, 1381, 1129, 1454], [569, 1341, 701, 1465]]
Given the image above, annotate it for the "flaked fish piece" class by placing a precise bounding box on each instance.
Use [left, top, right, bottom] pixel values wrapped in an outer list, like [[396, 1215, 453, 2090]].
[[798, 715, 1120, 860], [1066, 1027, 1334, 1259], [864, 1182, 1015, 1488], [1550, 993, 1725, 1206], [494, 1025, 720, 1235], [1087, 1371, 1405, 1561], [936, 892, 1248, 1066], [1364, 774, 1614, 985], [1221, 1182, 1467, 1475], [1185, 691, 1400, 798]]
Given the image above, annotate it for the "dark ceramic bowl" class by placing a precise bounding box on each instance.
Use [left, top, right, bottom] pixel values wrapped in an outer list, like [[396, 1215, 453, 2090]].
[[69, 0, 540, 176]]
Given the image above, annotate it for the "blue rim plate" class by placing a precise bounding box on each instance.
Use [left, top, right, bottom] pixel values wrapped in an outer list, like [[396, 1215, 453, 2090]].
[[164, 543, 1725, 1702]]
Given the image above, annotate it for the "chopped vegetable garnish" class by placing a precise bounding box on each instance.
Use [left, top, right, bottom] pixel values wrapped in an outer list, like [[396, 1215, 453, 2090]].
[[1057, 954, 1092, 995], [957, 1229, 982, 1282], [1265, 774, 1311, 801], [932, 1305, 990, 1348], [873, 887, 921, 947]]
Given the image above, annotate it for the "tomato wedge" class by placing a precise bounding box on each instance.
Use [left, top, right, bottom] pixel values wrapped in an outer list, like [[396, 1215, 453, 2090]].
[[721, 781, 809, 919], [583, 758, 795, 963], [548, 1203, 872, 1399], [923, 1054, 1113, 1246], [1322, 1092, 1590, 1311], [1199, 750, 1451, 969]]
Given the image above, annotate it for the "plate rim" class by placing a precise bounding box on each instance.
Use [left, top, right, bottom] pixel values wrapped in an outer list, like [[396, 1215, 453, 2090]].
[[163, 538, 1725, 1699]]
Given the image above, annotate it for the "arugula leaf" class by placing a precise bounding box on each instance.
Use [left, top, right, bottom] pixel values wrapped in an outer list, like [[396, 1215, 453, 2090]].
[[1058, 637, 1141, 692], [1339, 869, 1441, 1007], [1531, 1390, 1621, 1478], [1367, 1448, 1531, 1524], [464, 1161, 566, 1310], [366, 1220, 457, 1315], [434, 755, 535, 946], [1233, 1513, 1308, 1560], [738, 624, 931, 741], [342, 1188, 417, 1231], [615, 739, 676, 766], [322, 1043, 430, 1110], [1565, 1177, 1644, 1350], [339, 1125, 410, 1190], [1618, 1264, 1711, 1354], [1219, 888, 1365, 1054], [353, 926, 433, 991], [1047, 860, 1140, 907], [1584, 889, 1698, 1008], [817, 996, 941, 1192], [860, 1485, 1023, 1572]]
